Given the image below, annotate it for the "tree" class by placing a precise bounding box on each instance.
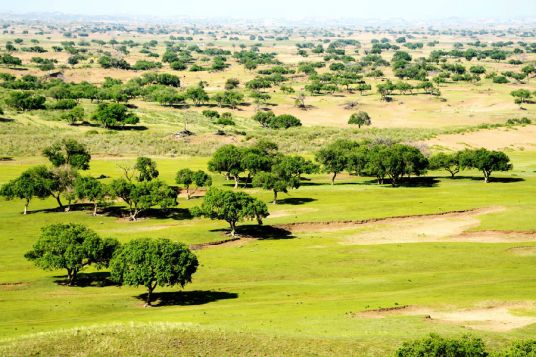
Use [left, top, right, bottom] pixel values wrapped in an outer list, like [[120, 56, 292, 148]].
[[61, 106, 85, 125], [510, 89, 532, 104], [6, 91, 46, 111], [459, 148, 512, 183], [253, 155, 316, 204], [175, 169, 212, 199], [207, 145, 244, 188], [48, 165, 79, 209], [42, 139, 91, 170], [110, 179, 176, 220], [194, 187, 269, 236], [185, 85, 209, 106], [252, 111, 301, 129], [134, 156, 159, 182], [348, 111, 372, 128], [92, 103, 140, 128], [0, 165, 52, 214], [225, 78, 240, 90], [250, 90, 271, 110], [315, 140, 357, 185], [110, 238, 198, 306], [74, 176, 108, 215], [382, 144, 428, 187], [25, 224, 119, 286], [429, 152, 461, 178]]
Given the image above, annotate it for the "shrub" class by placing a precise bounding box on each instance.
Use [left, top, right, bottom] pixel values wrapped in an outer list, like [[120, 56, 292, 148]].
[[396, 334, 487, 357]]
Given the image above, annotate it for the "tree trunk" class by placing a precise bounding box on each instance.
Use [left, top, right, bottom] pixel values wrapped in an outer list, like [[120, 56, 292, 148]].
[[484, 171, 491, 183], [229, 221, 236, 237], [186, 187, 190, 200], [331, 172, 337, 185], [145, 284, 155, 306], [54, 195, 63, 209], [273, 190, 278, 204], [93, 202, 98, 216], [24, 199, 29, 215], [233, 175, 239, 189]]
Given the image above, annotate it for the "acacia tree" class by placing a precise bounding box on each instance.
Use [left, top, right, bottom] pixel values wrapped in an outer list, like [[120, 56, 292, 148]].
[[382, 144, 428, 187], [110, 178, 176, 220], [193, 187, 269, 236], [429, 152, 461, 178], [42, 139, 91, 170], [0, 165, 51, 214], [207, 145, 244, 188], [348, 111, 372, 128], [175, 169, 212, 199], [25, 224, 119, 286], [110, 238, 198, 306], [459, 148, 512, 183], [48, 165, 79, 209], [74, 176, 108, 215]]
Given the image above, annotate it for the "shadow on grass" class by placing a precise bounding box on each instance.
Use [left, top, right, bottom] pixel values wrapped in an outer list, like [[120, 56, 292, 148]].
[[453, 176, 525, 183], [236, 225, 295, 239], [0, 117, 15, 123], [276, 197, 317, 205], [136, 290, 238, 306], [108, 125, 148, 131], [54, 272, 117, 287]]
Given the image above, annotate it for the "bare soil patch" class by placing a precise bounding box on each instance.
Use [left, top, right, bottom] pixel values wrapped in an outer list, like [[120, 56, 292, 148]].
[[355, 302, 536, 332]]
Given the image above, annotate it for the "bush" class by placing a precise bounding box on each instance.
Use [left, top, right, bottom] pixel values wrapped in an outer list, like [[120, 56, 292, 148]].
[[202, 109, 220, 119], [493, 75, 509, 84], [252, 111, 301, 129], [6, 91, 46, 111], [396, 334, 487, 357], [48, 99, 78, 110]]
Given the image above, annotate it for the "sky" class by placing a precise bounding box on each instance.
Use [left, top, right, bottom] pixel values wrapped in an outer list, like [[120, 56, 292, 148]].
[[0, 0, 535, 20]]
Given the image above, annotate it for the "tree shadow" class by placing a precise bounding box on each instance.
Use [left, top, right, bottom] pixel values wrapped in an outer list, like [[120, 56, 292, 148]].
[[136, 290, 238, 307], [236, 225, 295, 240], [456, 176, 525, 183], [276, 197, 317, 205], [399, 177, 440, 188], [0, 117, 15, 123], [109, 125, 148, 131], [54, 272, 117, 287]]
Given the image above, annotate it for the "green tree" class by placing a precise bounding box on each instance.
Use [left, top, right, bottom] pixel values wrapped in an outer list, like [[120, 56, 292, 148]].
[[348, 111, 372, 128], [0, 165, 52, 214], [510, 89, 532, 104], [429, 152, 461, 178], [175, 169, 212, 199], [225, 78, 240, 90], [74, 176, 108, 215], [92, 103, 140, 128], [25, 224, 119, 286], [315, 140, 357, 185], [207, 145, 244, 188], [193, 187, 269, 236], [61, 106, 85, 125], [253, 155, 316, 204], [185, 85, 209, 105], [42, 139, 91, 170], [110, 179, 176, 220], [459, 148, 512, 183], [110, 238, 198, 306], [134, 156, 159, 182], [6, 91, 46, 111]]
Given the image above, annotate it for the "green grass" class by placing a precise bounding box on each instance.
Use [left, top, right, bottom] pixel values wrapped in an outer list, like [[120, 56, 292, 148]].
[[1, 152, 536, 355]]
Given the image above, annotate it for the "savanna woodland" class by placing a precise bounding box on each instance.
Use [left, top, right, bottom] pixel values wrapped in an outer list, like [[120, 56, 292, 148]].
[[0, 2, 536, 356]]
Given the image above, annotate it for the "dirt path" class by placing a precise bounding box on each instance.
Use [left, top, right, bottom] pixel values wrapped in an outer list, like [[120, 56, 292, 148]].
[[355, 302, 536, 332], [278, 206, 536, 245]]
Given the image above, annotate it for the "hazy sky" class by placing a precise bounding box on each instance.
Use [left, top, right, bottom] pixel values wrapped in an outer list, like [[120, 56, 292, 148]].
[[1, 0, 535, 19]]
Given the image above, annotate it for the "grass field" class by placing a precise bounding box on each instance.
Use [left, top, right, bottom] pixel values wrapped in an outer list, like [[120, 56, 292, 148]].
[[1, 151, 536, 356], [0, 17, 535, 356]]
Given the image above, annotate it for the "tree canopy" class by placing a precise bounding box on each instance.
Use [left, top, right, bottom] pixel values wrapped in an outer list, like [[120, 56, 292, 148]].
[[110, 238, 198, 306], [25, 223, 119, 286]]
